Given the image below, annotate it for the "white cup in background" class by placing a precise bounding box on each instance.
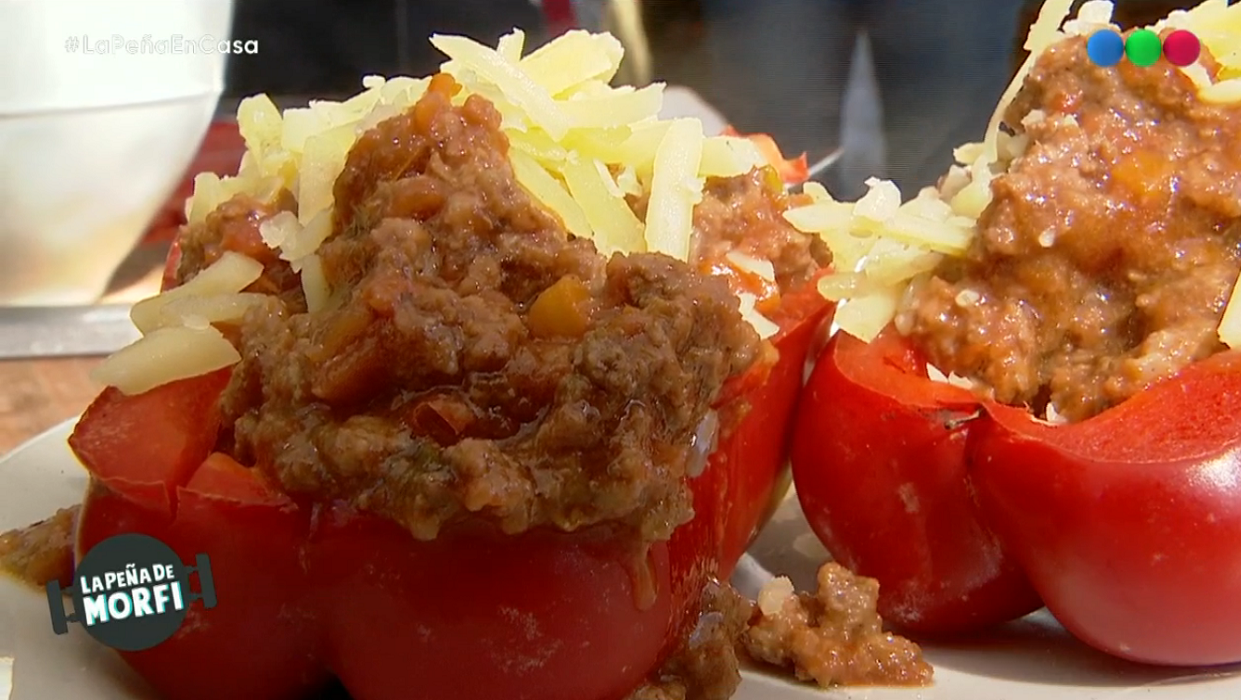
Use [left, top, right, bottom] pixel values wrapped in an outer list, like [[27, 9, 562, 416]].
[[0, 0, 236, 306]]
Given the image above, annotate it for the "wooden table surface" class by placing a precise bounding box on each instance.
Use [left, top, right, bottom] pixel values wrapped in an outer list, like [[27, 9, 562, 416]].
[[0, 246, 165, 456], [0, 357, 103, 454]]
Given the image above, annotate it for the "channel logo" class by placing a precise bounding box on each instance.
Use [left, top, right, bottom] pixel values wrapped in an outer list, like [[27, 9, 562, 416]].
[[45, 533, 217, 652], [1087, 28, 1201, 67]]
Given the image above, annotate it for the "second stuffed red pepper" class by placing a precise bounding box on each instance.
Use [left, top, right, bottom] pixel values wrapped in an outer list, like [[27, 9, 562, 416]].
[[788, 0, 1241, 663]]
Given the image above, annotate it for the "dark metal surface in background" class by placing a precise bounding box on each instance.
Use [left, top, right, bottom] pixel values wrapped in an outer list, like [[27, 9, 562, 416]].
[[0, 305, 138, 360]]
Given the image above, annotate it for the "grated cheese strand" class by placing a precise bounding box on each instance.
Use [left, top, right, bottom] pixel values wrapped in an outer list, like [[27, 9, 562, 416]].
[[509, 149, 593, 238], [1219, 275, 1241, 349], [644, 118, 705, 261], [299, 254, 332, 314], [496, 29, 526, 63], [91, 326, 241, 396], [130, 252, 264, 333], [562, 155, 647, 255], [159, 294, 268, 327], [558, 83, 665, 129], [983, 0, 1074, 164], [519, 30, 624, 95], [297, 124, 357, 224], [431, 34, 572, 139]]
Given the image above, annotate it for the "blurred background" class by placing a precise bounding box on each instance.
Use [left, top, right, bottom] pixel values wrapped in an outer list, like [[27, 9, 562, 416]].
[[223, 0, 1187, 198], [0, 0, 1196, 449], [180, 0, 1203, 266]]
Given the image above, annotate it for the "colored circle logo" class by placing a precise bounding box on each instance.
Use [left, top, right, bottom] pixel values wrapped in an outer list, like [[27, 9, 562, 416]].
[[1086, 28, 1201, 68]]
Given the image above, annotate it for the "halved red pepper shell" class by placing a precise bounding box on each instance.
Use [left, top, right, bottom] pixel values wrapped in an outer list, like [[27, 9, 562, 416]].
[[790, 326, 1043, 635], [793, 318, 1241, 665], [970, 349, 1241, 666], [69, 280, 834, 700]]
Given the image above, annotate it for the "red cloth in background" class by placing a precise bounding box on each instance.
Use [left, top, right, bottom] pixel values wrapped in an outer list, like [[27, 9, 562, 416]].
[[542, 0, 578, 36]]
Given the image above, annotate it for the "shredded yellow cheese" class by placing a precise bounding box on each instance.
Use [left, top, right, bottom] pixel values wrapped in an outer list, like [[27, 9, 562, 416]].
[[129, 252, 263, 333], [645, 119, 705, 261], [1202, 78, 1241, 105], [560, 85, 665, 129], [496, 28, 526, 63], [1220, 276, 1241, 348], [784, 178, 959, 341], [91, 326, 241, 396], [983, 0, 1075, 164], [100, 26, 788, 394], [158, 294, 268, 328], [426, 32, 767, 259], [1062, 0, 1116, 36], [509, 149, 593, 238], [299, 254, 332, 314], [561, 155, 646, 255], [297, 124, 356, 224], [737, 292, 780, 340], [431, 34, 573, 139], [726, 251, 776, 282], [518, 30, 624, 96]]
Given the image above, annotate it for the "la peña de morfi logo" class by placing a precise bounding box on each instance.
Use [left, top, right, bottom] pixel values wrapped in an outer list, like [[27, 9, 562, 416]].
[[46, 533, 217, 651]]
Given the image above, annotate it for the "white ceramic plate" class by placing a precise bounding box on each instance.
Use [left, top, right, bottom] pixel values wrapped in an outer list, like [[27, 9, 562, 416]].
[[3, 421, 1241, 700]]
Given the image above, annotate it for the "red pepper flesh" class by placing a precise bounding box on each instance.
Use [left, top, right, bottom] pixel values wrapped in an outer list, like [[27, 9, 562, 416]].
[[71, 288, 834, 700]]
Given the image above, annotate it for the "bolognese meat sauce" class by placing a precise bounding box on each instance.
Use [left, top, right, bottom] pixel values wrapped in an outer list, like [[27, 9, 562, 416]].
[[178, 79, 761, 545], [0, 507, 77, 590], [897, 35, 1241, 422]]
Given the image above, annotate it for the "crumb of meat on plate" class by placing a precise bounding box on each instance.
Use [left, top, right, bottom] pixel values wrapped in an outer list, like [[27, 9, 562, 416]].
[[630, 563, 932, 699], [746, 563, 933, 687], [0, 506, 78, 589]]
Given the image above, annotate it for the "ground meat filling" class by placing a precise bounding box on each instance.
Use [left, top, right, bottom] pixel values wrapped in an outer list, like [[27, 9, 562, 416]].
[[0, 506, 78, 589], [201, 81, 761, 544], [176, 191, 305, 308], [691, 171, 832, 297], [628, 564, 932, 700], [898, 36, 1241, 422], [744, 564, 931, 687], [628, 170, 831, 304], [629, 582, 757, 700]]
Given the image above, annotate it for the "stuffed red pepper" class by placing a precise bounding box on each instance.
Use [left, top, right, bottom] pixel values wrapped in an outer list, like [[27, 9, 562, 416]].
[[787, 0, 1241, 665], [7, 28, 851, 700]]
